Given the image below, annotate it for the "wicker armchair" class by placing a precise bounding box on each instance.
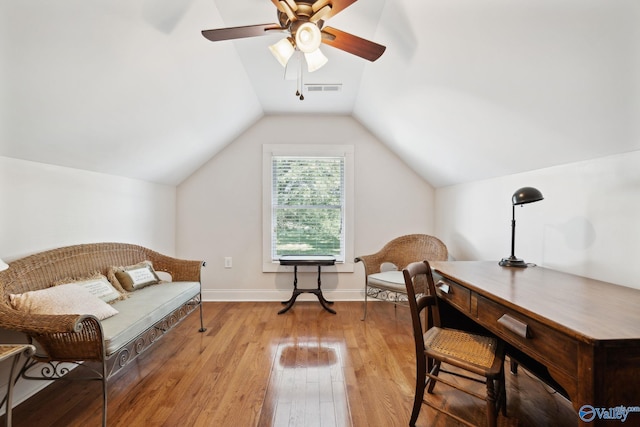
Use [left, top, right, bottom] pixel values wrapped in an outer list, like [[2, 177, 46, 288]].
[[355, 234, 447, 320], [403, 261, 506, 427]]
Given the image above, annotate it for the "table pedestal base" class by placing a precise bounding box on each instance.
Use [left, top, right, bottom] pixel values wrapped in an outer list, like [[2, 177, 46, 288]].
[[279, 287, 335, 314], [278, 257, 337, 315]]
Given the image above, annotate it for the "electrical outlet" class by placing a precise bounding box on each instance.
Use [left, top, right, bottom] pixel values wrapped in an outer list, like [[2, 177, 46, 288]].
[[224, 257, 232, 268]]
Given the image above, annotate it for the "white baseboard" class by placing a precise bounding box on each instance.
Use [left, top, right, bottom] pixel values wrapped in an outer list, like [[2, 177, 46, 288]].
[[201, 289, 364, 302]]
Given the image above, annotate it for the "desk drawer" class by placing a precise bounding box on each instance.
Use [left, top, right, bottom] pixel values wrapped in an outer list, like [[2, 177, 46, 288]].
[[475, 295, 578, 379], [435, 278, 471, 314]]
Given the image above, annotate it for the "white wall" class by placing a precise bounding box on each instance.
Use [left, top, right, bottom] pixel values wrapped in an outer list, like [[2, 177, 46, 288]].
[[0, 155, 176, 410], [177, 115, 437, 301], [0, 157, 177, 258], [435, 150, 640, 289]]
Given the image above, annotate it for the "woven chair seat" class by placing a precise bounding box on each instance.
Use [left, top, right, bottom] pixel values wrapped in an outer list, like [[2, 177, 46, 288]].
[[424, 327, 499, 372]]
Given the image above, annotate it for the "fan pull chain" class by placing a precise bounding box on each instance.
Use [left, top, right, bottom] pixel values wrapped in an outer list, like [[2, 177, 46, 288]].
[[295, 53, 300, 98], [299, 68, 304, 101], [295, 53, 304, 101]]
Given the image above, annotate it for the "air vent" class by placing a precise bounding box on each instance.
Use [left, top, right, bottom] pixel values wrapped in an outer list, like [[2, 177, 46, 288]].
[[304, 84, 342, 93]]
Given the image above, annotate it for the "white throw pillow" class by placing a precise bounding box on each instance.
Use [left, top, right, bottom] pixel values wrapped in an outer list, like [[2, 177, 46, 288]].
[[10, 283, 119, 320], [57, 275, 121, 303]]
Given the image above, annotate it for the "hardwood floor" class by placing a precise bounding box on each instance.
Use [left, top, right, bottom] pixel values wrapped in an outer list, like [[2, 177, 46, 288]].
[[6, 302, 578, 426]]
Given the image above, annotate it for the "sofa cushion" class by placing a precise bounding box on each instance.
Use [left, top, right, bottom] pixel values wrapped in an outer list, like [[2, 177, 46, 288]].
[[9, 284, 119, 321], [101, 281, 200, 356], [367, 271, 406, 292]]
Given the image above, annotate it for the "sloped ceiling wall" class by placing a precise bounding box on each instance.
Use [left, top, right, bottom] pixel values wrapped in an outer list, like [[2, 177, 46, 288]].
[[1, 0, 639, 187], [356, 0, 640, 187], [0, 0, 263, 185]]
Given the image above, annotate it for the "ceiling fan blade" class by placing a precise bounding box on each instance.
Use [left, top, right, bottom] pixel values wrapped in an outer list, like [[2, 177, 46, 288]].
[[201, 24, 285, 42], [321, 26, 386, 62]]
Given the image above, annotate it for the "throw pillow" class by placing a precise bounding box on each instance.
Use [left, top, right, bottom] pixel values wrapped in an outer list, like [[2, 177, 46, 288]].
[[55, 274, 122, 304], [10, 283, 119, 321], [111, 261, 160, 292]]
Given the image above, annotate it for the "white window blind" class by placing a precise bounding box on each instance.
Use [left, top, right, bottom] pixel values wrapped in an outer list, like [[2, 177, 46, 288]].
[[271, 156, 346, 261]]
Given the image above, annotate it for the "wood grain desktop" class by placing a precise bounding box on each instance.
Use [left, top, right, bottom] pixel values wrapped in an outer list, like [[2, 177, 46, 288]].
[[431, 261, 640, 427]]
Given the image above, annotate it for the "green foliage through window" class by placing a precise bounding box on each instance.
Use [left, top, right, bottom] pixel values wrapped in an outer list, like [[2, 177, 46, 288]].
[[272, 156, 345, 260]]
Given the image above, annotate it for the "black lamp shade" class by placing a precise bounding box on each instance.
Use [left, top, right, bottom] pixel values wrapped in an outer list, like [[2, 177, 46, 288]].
[[499, 186, 544, 268], [512, 187, 544, 206]]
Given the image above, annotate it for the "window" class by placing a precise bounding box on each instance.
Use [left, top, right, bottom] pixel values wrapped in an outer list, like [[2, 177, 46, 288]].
[[272, 156, 345, 259], [263, 144, 354, 273]]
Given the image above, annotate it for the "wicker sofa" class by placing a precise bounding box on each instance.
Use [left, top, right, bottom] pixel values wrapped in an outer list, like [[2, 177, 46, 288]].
[[0, 242, 206, 426]]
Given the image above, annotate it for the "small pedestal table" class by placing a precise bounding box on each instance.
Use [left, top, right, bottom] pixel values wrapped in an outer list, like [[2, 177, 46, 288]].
[[278, 255, 336, 314]]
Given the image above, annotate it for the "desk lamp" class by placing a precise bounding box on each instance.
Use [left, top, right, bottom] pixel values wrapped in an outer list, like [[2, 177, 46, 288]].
[[499, 187, 543, 268]]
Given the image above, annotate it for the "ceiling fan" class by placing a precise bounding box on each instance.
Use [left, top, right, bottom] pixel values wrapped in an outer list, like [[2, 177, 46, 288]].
[[201, 0, 386, 74]]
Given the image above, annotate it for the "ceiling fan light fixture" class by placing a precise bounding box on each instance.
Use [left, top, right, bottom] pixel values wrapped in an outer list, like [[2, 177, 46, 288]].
[[269, 37, 295, 67], [304, 48, 328, 72], [295, 22, 322, 53]]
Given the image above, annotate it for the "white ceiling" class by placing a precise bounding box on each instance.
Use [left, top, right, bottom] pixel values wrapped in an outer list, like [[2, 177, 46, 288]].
[[1, 0, 639, 187]]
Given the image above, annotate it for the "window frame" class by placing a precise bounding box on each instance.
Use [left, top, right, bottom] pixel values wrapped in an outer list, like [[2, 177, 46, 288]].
[[262, 144, 354, 273]]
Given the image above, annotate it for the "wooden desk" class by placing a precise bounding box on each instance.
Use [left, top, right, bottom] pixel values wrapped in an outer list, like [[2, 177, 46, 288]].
[[430, 261, 640, 427], [278, 255, 336, 315]]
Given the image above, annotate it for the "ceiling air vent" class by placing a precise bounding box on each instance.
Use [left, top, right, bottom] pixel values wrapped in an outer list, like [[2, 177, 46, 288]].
[[305, 84, 342, 93]]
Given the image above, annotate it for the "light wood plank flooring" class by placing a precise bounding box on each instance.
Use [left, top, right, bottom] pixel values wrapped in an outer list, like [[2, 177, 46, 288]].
[[5, 302, 578, 426]]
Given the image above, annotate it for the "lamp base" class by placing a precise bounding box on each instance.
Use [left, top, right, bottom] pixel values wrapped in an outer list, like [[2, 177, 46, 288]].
[[499, 257, 529, 268]]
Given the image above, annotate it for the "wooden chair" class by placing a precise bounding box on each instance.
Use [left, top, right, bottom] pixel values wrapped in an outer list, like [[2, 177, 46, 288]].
[[355, 234, 447, 320], [403, 260, 506, 427]]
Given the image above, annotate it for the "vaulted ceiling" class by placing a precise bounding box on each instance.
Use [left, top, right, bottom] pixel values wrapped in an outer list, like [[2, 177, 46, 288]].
[[2, 1, 639, 187]]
